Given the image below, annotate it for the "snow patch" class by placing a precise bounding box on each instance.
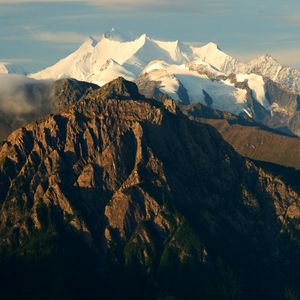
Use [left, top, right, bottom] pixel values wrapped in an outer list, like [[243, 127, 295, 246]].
[[236, 73, 270, 109]]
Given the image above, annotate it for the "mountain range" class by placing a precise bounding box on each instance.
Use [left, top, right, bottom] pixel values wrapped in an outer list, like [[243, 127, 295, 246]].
[[12, 28, 297, 137], [28, 29, 300, 94], [1, 29, 300, 300], [1, 77, 300, 300], [2, 29, 300, 137]]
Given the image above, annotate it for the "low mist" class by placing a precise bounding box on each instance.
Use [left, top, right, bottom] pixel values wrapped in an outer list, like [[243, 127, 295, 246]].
[[0, 74, 54, 139]]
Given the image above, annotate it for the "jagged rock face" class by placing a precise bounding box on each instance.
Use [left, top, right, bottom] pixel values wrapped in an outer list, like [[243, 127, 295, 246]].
[[0, 78, 300, 299]]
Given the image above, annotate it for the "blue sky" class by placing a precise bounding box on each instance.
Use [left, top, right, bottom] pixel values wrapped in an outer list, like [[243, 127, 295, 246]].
[[0, 0, 299, 72]]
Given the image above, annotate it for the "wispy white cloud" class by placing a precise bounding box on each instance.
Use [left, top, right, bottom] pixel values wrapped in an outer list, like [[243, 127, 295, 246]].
[[0, 26, 90, 44], [0, 58, 45, 65], [0, 0, 80, 3], [21, 25, 89, 43], [0, 0, 162, 5], [0, 0, 236, 17], [0, 0, 228, 9], [31, 31, 87, 43], [282, 14, 300, 24], [85, 0, 172, 6]]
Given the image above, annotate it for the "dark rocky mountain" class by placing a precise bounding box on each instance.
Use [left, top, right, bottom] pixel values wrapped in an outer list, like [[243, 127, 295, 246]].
[[0, 77, 300, 300], [180, 102, 300, 169]]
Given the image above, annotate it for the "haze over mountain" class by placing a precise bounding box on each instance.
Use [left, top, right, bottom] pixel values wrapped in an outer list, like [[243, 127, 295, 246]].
[[0, 75, 98, 140]]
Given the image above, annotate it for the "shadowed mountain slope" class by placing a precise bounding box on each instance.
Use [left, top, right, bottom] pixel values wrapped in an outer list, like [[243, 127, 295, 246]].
[[180, 103, 300, 169]]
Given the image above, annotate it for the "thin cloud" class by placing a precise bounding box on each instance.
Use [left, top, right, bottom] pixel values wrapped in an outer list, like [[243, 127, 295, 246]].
[[0, 0, 228, 9], [32, 31, 87, 43], [0, 74, 53, 130], [0, 25, 95, 45], [0, 0, 236, 16], [0, 0, 81, 3], [87, 0, 171, 6], [22, 25, 89, 43], [0, 58, 45, 65], [282, 14, 300, 24], [0, 0, 164, 5]]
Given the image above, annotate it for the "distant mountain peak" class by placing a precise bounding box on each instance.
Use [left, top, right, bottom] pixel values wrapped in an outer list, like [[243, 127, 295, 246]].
[[203, 42, 221, 51], [97, 76, 144, 100], [254, 53, 279, 63], [249, 53, 282, 67]]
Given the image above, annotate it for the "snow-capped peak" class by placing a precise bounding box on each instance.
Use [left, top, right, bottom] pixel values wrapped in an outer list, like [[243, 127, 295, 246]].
[[191, 42, 245, 74], [203, 42, 220, 50], [249, 53, 280, 67], [31, 30, 234, 82]]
